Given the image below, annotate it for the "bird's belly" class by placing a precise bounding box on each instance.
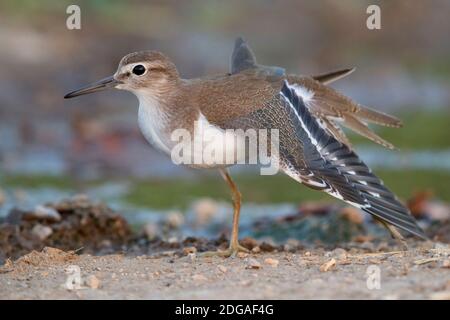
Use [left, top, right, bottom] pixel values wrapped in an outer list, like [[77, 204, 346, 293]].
[[172, 119, 247, 169]]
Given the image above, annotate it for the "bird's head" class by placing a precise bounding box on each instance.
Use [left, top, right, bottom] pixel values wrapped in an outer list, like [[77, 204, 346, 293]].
[[64, 51, 180, 99]]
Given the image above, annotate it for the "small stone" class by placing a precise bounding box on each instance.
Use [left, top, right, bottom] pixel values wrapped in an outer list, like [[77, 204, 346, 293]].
[[31, 224, 53, 241], [326, 248, 347, 260], [429, 291, 450, 300], [143, 223, 158, 240], [167, 237, 178, 244], [264, 258, 279, 268], [85, 275, 100, 289], [217, 265, 227, 273], [304, 251, 311, 256], [251, 246, 261, 253], [183, 246, 197, 255], [32, 205, 61, 222], [192, 274, 207, 282], [339, 207, 364, 224], [193, 198, 218, 226], [188, 253, 196, 262], [237, 252, 249, 258], [441, 259, 450, 268], [319, 258, 337, 272], [260, 242, 277, 252], [284, 239, 301, 252], [165, 211, 184, 229], [246, 258, 262, 269], [240, 237, 258, 250]]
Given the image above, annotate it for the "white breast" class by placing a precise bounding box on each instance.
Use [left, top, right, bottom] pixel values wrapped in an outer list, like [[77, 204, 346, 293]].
[[137, 94, 171, 155]]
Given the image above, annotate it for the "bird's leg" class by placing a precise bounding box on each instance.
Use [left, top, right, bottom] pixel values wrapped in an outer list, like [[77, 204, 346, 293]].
[[201, 168, 250, 258], [375, 217, 409, 250]]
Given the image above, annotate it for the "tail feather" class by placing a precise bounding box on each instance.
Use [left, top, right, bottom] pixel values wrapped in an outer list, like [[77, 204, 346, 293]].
[[355, 105, 403, 128], [312, 67, 355, 85], [342, 114, 396, 149]]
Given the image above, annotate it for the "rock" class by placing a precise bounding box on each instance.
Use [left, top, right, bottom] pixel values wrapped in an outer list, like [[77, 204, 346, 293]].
[[339, 207, 364, 224], [183, 246, 197, 255], [193, 198, 218, 226], [192, 274, 208, 282], [84, 275, 100, 289], [188, 253, 196, 262], [251, 246, 261, 254], [441, 259, 450, 268], [31, 224, 53, 241], [264, 258, 279, 268], [143, 223, 158, 240], [246, 258, 262, 269], [284, 239, 301, 252], [319, 258, 337, 272], [260, 241, 277, 252], [353, 235, 374, 243], [326, 248, 347, 260], [429, 291, 450, 300], [165, 211, 184, 229], [237, 252, 249, 258], [217, 265, 227, 273], [30, 205, 61, 222], [240, 237, 258, 250]]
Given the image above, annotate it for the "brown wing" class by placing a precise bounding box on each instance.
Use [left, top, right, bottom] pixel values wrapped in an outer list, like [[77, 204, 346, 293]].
[[287, 75, 402, 149]]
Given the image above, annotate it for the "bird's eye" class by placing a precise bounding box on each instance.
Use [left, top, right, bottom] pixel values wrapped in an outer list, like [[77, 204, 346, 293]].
[[132, 65, 146, 76]]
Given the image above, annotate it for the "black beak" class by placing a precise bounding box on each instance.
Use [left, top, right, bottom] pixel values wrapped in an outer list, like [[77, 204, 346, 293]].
[[64, 76, 120, 99]]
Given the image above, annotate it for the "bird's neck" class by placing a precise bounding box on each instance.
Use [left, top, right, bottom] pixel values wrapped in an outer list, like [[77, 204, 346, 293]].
[[135, 79, 200, 135]]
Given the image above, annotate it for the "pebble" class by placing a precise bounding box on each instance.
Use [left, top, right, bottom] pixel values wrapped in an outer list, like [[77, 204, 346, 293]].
[[240, 237, 258, 250], [264, 258, 279, 268], [85, 275, 100, 289], [325, 248, 347, 260], [193, 198, 218, 226], [246, 258, 262, 269], [165, 211, 184, 229], [192, 274, 208, 282], [251, 246, 261, 254], [237, 252, 249, 258], [32, 205, 61, 222], [429, 291, 450, 300], [339, 207, 364, 224], [441, 259, 450, 268], [217, 265, 227, 273], [143, 223, 158, 240], [188, 253, 196, 262], [319, 258, 337, 272], [284, 239, 301, 252], [183, 246, 197, 255], [31, 224, 53, 241]]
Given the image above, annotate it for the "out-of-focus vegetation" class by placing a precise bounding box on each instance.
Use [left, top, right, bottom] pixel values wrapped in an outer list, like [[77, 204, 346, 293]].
[[5, 169, 450, 209]]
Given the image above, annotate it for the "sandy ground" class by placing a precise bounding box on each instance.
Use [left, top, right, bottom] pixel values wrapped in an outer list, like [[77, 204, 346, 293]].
[[1, 244, 449, 300]]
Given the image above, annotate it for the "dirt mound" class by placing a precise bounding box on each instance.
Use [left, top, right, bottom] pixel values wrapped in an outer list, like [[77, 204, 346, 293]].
[[0, 195, 131, 263]]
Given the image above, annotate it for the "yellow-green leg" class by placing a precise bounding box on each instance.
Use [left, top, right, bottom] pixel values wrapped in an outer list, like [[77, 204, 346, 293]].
[[201, 168, 250, 258]]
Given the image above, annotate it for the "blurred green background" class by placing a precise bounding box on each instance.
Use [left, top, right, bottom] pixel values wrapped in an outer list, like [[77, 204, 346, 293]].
[[0, 0, 449, 215]]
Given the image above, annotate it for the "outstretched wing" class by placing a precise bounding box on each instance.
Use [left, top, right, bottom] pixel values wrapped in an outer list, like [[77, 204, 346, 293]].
[[216, 80, 426, 239], [279, 81, 426, 239]]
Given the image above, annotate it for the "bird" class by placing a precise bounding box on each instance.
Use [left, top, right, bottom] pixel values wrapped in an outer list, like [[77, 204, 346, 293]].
[[65, 38, 427, 256]]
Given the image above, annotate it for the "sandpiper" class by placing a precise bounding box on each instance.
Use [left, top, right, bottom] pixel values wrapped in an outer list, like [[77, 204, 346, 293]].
[[65, 38, 427, 256]]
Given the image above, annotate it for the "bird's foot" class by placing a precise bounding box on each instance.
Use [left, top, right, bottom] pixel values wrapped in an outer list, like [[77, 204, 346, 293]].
[[200, 243, 250, 258]]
